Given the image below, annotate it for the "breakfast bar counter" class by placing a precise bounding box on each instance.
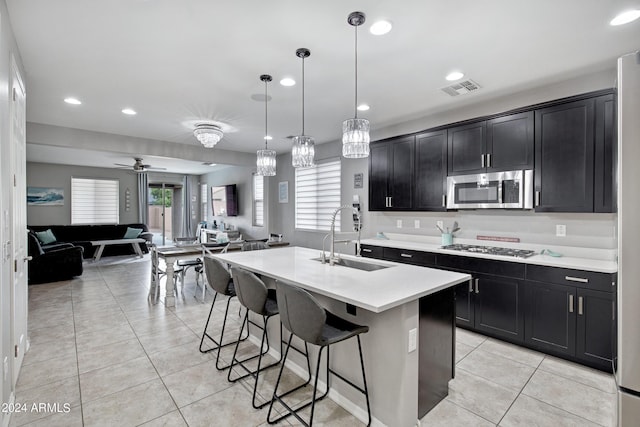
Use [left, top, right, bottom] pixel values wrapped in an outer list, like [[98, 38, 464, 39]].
[[214, 246, 470, 426]]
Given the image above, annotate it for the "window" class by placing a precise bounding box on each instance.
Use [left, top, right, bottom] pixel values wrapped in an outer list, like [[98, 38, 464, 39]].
[[295, 159, 341, 231], [253, 174, 264, 226], [71, 177, 119, 224], [201, 183, 208, 221]]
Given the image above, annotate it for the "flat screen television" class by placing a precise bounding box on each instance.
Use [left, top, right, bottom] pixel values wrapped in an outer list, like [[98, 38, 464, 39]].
[[211, 184, 238, 216]]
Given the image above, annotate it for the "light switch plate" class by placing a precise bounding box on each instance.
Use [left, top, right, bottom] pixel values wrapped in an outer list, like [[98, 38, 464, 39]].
[[396, 220, 402, 229], [556, 224, 566, 237], [414, 220, 420, 229], [408, 328, 417, 353]]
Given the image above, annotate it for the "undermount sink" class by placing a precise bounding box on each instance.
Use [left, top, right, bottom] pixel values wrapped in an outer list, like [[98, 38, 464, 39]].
[[312, 257, 392, 272]]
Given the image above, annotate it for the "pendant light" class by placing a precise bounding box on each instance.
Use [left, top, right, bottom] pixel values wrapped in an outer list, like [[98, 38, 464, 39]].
[[291, 48, 315, 168], [256, 74, 276, 176], [342, 11, 370, 159]]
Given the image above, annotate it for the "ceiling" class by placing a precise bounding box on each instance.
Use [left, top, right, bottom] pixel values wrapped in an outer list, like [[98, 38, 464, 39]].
[[7, 0, 640, 173]]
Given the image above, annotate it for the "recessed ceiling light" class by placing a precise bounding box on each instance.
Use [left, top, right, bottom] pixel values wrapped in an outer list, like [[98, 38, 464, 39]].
[[370, 20, 392, 35], [357, 103, 370, 111], [264, 135, 273, 140], [121, 108, 137, 115], [446, 71, 465, 81], [64, 97, 82, 105], [610, 10, 640, 26], [280, 77, 296, 87]]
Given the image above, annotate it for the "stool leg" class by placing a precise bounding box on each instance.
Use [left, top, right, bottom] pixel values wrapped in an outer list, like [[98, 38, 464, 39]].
[[198, 293, 218, 353], [356, 336, 372, 427]]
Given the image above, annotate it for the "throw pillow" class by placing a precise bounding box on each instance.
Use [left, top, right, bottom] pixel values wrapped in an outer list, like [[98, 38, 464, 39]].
[[35, 229, 57, 245], [123, 227, 143, 239]]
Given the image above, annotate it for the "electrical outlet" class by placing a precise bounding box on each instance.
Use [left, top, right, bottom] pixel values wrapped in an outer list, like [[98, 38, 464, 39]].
[[436, 220, 444, 230], [396, 220, 403, 228], [556, 224, 566, 237], [414, 220, 420, 229], [408, 328, 417, 353]]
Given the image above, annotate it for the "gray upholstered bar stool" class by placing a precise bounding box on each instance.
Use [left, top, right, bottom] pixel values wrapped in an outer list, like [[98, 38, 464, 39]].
[[267, 282, 371, 426], [226, 267, 283, 408], [198, 256, 248, 370]]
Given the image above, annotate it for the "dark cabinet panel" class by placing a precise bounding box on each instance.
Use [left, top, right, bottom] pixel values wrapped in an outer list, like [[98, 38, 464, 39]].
[[534, 98, 595, 212], [360, 244, 383, 259], [437, 254, 525, 279], [486, 111, 534, 171], [473, 274, 523, 341], [415, 130, 447, 210], [369, 143, 391, 211], [389, 136, 415, 209], [383, 247, 436, 266], [454, 281, 474, 327], [594, 94, 616, 213], [447, 121, 486, 175], [526, 264, 614, 292], [576, 288, 615, 366], [524, 281, 576, 356]]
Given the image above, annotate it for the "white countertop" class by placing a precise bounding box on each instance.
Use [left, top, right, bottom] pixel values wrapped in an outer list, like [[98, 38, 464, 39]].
[[360, 235, 618, 274], [212, 246, 471, 313]]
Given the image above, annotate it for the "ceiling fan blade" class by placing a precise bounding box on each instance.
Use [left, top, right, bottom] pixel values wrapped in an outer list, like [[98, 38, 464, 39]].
[[146, 166, 167, 170]]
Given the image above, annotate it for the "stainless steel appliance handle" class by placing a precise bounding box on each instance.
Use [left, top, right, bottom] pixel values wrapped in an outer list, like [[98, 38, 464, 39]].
[[474, 278, 479, 294], [487, 153, 492, 168], [565, 276, 589, 283], [569, 294, 574, 313], [578, 296, 584, 315], [400, 253, 412, 258], [481, 154, 485, 168], [535, 191, 540, 207]]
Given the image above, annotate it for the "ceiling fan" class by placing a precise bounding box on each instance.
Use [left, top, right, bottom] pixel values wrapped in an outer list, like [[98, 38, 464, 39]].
[[114, 157, 166, 172]]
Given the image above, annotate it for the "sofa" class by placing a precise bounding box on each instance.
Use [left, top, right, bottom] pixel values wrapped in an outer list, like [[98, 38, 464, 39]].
[[28, 223, 153, 259], [27, 232, 84, 284]]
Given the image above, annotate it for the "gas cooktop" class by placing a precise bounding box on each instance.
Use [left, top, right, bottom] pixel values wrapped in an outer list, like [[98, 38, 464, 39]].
[[441, 244, 537, 259]]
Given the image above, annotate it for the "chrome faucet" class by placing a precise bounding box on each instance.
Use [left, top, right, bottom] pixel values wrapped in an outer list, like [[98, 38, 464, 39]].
[[321, 205, 362, 265]]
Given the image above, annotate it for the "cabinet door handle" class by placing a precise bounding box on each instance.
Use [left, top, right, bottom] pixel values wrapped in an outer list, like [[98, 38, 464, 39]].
[[442, 194, 446, 208], [569, 294, 574, 313], [400, 253, 413, 258], [388, 197, 393, 208], [481, 154, 485, 168], [578, 296, 584, 315], [535, 191, 540, 207], [362, 248, 372, 253], [487, 153, 492, 168], [565, 276, 589, 283], [468, 279, 473, 293], [474, 278, 479, 294]]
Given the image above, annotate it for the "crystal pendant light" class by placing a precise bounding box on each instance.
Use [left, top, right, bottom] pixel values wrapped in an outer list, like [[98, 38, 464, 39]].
[[291, 48, 315, 168], [256, 74, 276, 176], [342, 11, 370, 159]]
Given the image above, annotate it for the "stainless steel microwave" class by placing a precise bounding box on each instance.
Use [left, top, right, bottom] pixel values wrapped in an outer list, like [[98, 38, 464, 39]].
[[446, 170, 534, 209]]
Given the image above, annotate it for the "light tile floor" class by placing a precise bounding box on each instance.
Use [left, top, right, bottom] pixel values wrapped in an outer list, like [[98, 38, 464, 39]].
[[11, 255, 617, 426]]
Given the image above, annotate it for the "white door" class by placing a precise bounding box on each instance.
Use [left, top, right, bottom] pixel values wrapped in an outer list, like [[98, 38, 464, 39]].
[[10, 55, 27, 385]]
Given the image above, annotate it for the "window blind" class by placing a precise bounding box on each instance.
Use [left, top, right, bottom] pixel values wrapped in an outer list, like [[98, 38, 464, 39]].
[[71, 178, 119, 224], [253, 174, 264, 226], [295, 159, 341, 231]]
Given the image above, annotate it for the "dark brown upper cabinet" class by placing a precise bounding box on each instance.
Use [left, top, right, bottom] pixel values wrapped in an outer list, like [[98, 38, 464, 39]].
[[448, 111, 534, 176], [414, 129, 447, 211], [594, 94, 616, 213], [368, 135, 415, 211], [534, 98, 595, 212]]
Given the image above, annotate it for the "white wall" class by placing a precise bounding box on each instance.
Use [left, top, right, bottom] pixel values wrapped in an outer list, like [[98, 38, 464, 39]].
[[268, 67, 618, 251]]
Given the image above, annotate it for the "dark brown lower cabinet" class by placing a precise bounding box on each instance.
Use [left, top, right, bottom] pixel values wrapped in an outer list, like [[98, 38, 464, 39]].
[[576, 288, 615, 368], [473, 273, 524, 342]]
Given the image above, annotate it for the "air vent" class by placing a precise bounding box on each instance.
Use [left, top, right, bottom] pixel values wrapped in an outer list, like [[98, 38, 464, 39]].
[[441, 79, 481, 97]]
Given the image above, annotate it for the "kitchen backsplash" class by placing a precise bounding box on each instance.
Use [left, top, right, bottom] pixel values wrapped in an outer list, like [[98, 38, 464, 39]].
[[366, 211, 616, 250]]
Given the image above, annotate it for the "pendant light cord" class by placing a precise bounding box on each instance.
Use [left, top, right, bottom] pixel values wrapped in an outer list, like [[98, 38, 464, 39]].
[[354, 23, 359, 119], [301, 55, 305, 135], [264, 79, 268, 150]]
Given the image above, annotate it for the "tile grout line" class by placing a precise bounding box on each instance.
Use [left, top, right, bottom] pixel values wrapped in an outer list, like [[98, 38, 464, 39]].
[[494, 353, 539, 426]]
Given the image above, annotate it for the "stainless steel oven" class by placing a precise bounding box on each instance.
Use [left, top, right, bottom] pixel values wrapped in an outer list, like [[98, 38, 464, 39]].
[[446, 170, 533, 209]]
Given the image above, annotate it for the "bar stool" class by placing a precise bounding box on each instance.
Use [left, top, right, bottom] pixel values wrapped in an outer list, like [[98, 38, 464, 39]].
[[198, 256, 248, 370], [226, 267, 282, 408], [267, 282, 371, 426]]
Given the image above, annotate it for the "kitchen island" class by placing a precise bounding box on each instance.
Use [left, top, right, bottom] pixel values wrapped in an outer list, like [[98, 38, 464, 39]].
[[213, 246, 470, 426]]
